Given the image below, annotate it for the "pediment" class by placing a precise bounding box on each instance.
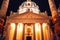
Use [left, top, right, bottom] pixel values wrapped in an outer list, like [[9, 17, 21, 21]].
[[7, 12, 49, 20], [6, 12, 50, 23]]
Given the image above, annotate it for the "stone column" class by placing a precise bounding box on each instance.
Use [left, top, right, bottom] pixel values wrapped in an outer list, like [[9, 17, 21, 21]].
[[47, 23, 54, 40], [48, 0, 58, 20], [42, 23, 47, 40], [42, 23, 52, 40], [40, 23, 44, 40], [16, 23, 23, 40], [7, 23, 16, 40], [5, 23, 10, 40], [35, 23, 42, 40], [13, 23, 18, 40], [33, 23, 36, 40], [22, 23, 25, 40], [0, 0, 9, 17]]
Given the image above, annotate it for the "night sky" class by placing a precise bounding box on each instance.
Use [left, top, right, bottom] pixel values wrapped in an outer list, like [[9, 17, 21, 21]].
[[0, 0, 60, 16]]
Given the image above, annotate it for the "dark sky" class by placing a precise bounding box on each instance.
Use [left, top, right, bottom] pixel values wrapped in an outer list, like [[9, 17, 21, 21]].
[[0, 0, 60, 16]]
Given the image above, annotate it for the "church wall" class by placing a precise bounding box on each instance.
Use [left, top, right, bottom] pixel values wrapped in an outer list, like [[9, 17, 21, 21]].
[[4, 22, 53, 40], [35, 23, 42, 40]]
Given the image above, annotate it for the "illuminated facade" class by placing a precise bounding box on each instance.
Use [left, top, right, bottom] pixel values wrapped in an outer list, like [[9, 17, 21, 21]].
[[0, 0, 60, 40], [4, 0, 53, 40], [5, 13, 53, 40]]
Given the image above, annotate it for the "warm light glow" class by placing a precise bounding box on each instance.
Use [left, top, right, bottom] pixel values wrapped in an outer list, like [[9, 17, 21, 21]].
[[42, 23, 50, 40], [9, 23, 15, 40], [35, 23, 42, 40], [17, 23, 23, 32], [24, 24, 34, 40], [35, 23, 40, 32], [10, 23, 15, 30], [16, 23, 23, 40], [42, 23, 47, 30]]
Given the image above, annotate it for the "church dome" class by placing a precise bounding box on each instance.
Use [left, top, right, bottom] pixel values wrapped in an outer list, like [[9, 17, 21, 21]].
[[18, 0, 40, 14]]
